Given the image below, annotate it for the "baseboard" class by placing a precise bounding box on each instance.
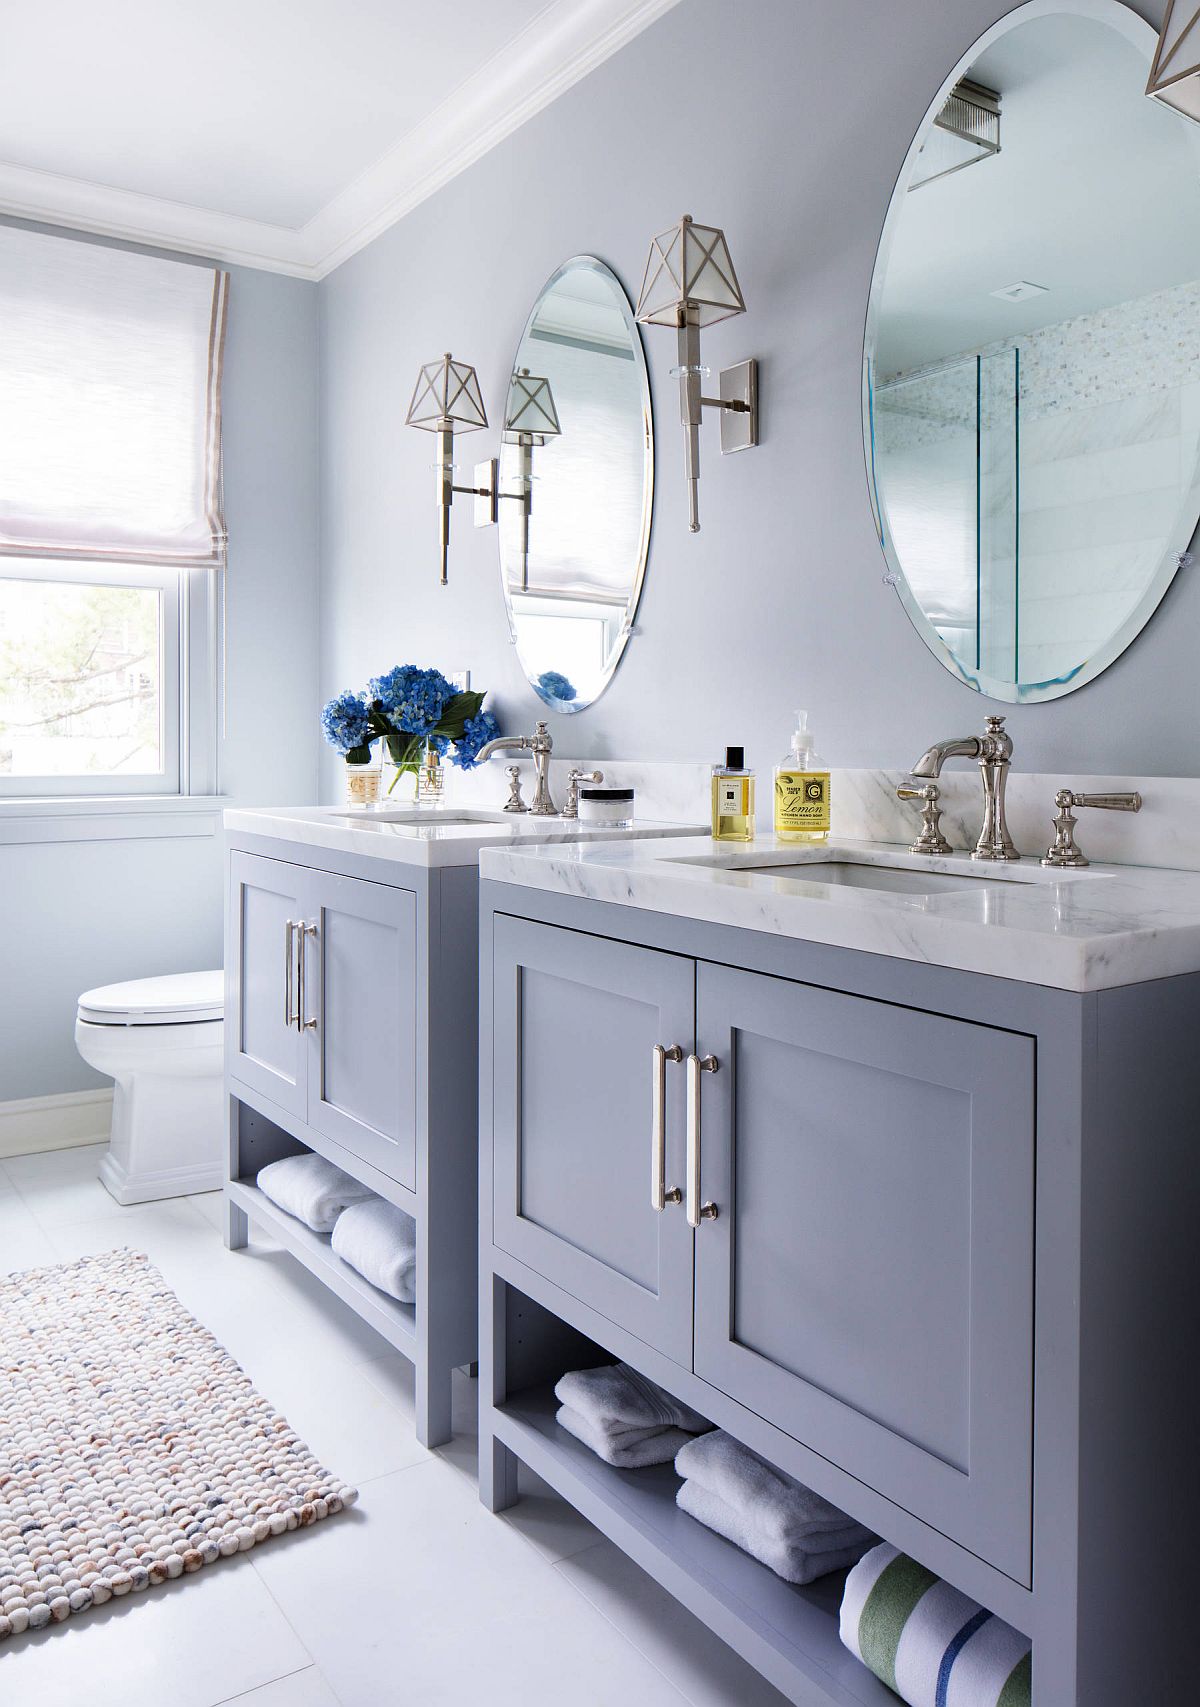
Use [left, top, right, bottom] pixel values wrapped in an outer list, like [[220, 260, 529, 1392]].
[[0, 1089, 113, 1160]]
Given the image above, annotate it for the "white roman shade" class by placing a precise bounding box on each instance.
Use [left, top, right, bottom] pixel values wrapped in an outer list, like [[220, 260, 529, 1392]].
[[0, 226, 229, 567]]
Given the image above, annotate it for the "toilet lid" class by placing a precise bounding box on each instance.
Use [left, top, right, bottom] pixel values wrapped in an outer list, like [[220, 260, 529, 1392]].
[[78, 970, 224, 1026]]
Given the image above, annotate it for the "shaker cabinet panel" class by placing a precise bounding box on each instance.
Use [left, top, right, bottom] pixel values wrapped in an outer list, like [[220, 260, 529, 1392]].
[[491, 915, 695, 1365], [692, 962, 1035, 1585], [228, 852, 307, 1120], [305, 870, 418, 1189]]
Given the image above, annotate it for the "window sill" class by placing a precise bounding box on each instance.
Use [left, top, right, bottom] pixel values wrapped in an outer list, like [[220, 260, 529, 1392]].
[[0, 795, 227, 846]]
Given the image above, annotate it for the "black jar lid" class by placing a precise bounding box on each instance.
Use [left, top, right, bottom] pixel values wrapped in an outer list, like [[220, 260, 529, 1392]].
[[580, 787, 634, 801]]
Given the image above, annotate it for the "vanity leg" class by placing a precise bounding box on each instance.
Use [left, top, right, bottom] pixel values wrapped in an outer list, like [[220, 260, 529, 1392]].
[[480, 1433, 520, 1513], [224, 1193, 248, 1251], [478, 1271, 520, 1511], [415, 1359, 453, 1451]]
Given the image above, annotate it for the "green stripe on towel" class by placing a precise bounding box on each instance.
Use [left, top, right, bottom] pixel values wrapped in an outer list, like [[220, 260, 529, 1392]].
[[858, 1553, 939, 1691], [996, 1649, 1033, 1707]]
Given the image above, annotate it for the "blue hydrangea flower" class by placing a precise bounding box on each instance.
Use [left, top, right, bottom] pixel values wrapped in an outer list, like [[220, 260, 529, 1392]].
[[452, 710, 500, 770], [320, 690, 372, 754], [535, 670, 577, 705], [368, 664, 455, 735]]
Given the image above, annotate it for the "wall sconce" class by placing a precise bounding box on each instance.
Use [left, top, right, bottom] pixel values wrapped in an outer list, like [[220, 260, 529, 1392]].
[[635, 214, 758, 532], [474, 368, 562, 590], [1147, 2, 1200, 122], [405, 352, 490, 585]]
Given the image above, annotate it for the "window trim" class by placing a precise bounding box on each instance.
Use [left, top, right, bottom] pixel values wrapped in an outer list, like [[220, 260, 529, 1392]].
[[0, 556, 220, 802]]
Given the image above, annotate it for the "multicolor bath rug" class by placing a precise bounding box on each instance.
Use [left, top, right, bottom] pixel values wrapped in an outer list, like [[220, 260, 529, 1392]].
[[0, 1248, 357, 1639]]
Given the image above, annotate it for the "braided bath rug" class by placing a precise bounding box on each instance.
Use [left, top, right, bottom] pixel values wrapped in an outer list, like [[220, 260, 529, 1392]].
[[0, 1248, 357, 1640]]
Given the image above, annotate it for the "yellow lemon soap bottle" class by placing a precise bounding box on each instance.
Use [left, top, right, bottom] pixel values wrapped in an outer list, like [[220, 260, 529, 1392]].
[[774, 710, 830, 842], [711, 746, 755, 842]]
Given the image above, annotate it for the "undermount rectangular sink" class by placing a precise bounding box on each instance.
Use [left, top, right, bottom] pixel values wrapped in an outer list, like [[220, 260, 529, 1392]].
[[740, 860, 993, 896], [330, 807, 515, 826]]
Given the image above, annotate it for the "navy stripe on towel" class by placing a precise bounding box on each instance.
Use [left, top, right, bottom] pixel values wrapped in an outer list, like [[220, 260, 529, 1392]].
[[936, 1608, 994, 1707]]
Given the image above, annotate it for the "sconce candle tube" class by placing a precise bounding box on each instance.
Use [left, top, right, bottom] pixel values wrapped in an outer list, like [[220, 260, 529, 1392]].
[[436, 422, 455, 587], [677, 306, 703, 533]]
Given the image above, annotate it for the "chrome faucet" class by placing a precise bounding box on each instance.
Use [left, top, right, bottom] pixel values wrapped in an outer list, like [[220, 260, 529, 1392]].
[[909, 713, 1019, 861], [476, 719, 558, 815]]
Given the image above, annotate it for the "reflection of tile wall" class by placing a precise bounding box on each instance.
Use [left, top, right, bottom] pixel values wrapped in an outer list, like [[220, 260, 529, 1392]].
[[876, 279, 1200, 686]]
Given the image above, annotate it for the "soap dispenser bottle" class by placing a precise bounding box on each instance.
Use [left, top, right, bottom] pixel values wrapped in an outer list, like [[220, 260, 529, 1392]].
[[711, 746, 755, 842], [774, 711, 830, 842]]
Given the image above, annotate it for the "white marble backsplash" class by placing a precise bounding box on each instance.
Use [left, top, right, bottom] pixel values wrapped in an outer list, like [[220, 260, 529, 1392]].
[[443, 757, 1200, 872]]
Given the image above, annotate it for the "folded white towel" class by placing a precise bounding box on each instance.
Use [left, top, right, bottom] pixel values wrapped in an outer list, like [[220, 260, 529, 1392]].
[[257, 1153, 375, 1234], [557, 1405, 696, 1467], [840, 1543, 1031, 1706], [675, 1429, 870, 1550], [677, 1480, 874, 1584], [331, 1198, 417, 1304], [555, 1362, 712, 1437], [553, 1363, 711, 1468]]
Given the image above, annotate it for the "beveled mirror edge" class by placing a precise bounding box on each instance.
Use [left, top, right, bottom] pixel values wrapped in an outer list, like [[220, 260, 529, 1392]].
[[860, 0, 1197, 704], [499, 253, 655, 715]]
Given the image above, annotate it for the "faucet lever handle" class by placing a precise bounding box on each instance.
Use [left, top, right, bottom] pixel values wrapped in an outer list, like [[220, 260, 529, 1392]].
[[1041, 789, 1142, 869], [897, 780, 951, 856], [503, 765, 529, 814]]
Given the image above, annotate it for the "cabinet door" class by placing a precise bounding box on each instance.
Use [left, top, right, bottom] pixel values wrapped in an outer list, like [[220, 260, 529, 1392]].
[[492, 916, 695, 1365], [228, 851, 307, 1120], [303, 869, 418, 1189], [692, 962, 1034, 1585]]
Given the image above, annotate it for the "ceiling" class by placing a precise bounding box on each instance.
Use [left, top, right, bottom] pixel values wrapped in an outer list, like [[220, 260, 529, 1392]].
[[0, 0, 678, 279], [874, 10, 1200, 376]]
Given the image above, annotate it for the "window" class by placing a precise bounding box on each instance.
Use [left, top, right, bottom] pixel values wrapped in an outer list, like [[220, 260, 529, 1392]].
[[0, 225, 228, 800]]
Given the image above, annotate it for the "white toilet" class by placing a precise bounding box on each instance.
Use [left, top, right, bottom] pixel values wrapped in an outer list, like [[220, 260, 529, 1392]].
[[74, 970, 225, 1205]]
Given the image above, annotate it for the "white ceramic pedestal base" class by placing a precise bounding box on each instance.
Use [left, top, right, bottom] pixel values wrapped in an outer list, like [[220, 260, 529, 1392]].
[[75, 1018, 225, 1204]]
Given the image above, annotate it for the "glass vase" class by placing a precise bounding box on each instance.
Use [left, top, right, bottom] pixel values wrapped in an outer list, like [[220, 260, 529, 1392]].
[[417, 741, 445, 805]]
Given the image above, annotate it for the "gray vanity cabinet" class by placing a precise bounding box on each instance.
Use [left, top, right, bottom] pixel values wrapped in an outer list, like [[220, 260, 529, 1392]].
[[304, 869, 417, 1189], [229, 851, 418, 1188], [491, 915, 1034, 1582], [228, 851, 308, 1120], [491, 915, 695, 1363], [691, 961, 1034, 1586]]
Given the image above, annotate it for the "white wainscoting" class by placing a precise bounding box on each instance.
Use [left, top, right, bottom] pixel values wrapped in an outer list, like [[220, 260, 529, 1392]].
[[0, 1089, 112, 1160]]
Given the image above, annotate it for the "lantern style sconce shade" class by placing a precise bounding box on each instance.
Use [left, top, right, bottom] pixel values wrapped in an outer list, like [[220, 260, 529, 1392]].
[[635, 214, 758, 532], [405, 353, 491, 585], [472, 369, 563, 592], [1147, 1, 1200, 123]]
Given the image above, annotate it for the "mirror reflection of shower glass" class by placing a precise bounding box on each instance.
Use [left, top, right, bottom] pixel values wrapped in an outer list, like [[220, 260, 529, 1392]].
[[499, 256, 653, 713], [865, 5, 1200, 702]]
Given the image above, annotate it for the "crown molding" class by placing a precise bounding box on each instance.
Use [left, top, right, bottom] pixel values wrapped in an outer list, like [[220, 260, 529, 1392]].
[[0, 0, 681, 282]]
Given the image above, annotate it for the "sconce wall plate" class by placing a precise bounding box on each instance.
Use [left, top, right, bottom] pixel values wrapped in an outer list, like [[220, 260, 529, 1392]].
[[474, 459, 499, 526], [719, 360, 758, 454]]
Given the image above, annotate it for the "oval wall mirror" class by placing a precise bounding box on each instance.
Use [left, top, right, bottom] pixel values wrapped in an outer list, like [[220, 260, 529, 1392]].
[[864, 0, 1200, 702], [498, 255, 653, 713]]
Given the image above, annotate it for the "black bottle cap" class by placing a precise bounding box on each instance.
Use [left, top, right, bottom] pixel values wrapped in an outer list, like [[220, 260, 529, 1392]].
[[725, 746, 745, 770]]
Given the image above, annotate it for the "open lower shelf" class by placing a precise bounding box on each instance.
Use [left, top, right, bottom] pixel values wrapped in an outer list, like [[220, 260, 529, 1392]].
[[492, 1384, 896, 1707], [228, 1178, 417, 1356]]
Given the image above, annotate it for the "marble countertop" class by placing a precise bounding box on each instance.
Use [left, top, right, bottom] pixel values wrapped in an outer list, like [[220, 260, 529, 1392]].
[[223, 804, 703, 869], [478, 833, 1200, 991]]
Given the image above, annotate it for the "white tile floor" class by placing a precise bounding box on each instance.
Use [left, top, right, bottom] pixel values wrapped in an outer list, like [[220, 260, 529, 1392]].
[[0, 1143, 790, 1707]]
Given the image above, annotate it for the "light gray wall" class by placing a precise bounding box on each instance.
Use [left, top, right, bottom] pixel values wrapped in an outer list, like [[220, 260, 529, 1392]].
[[1, 230, 320, 1103], [318, 0, 1191, 794]]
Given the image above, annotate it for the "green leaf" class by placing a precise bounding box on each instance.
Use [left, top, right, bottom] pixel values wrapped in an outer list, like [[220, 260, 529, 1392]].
[[433, 689, 485, 741], [345, 743, 372, 766]]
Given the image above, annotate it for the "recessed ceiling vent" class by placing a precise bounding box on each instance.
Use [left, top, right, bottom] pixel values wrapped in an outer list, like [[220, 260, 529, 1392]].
[[909, 78, 1001, 191], [990, 280, 1049, 302]]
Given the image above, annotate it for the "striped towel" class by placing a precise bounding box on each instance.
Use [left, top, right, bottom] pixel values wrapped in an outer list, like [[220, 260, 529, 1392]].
[[840, 1543, 1031, 1707]]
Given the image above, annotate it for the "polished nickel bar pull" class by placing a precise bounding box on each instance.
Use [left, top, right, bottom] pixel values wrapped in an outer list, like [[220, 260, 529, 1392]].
[[651, 1043, 683, 1211], [685, 1053, 720, 1228], [284, 919, 297, 1030], [299, 921, 320, 1030]]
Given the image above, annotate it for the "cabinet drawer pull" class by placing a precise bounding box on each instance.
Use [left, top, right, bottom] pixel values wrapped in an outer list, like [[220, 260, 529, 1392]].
[[284, 919, 298, 1030], [299, 921, 320, 1031], [651, 1043, 683, 1211], [686, 1053, 720, 1228]]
